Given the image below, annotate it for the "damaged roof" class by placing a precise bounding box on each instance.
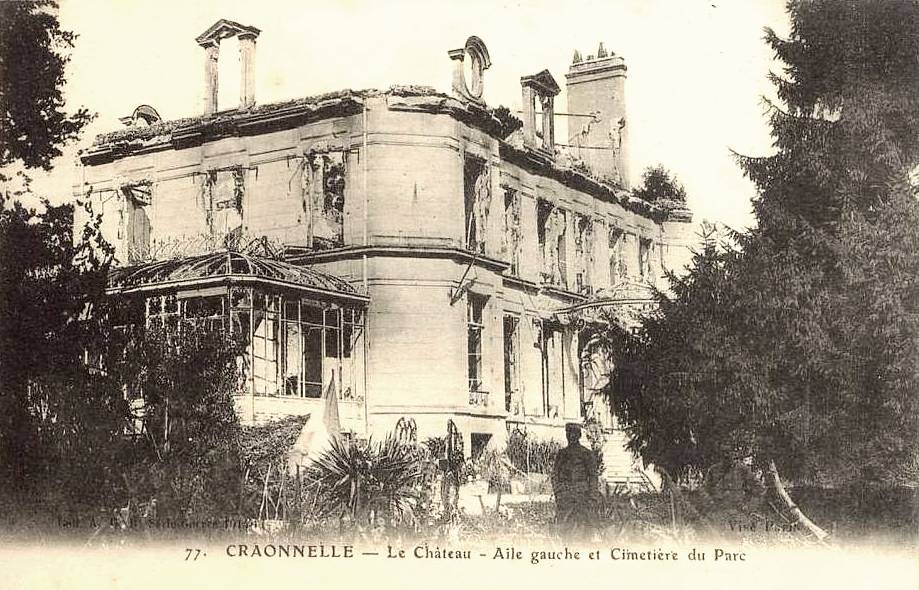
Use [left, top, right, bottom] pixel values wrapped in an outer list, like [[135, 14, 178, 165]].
[[83, 86, 689, 222], [82, 86, 522, 165], [107, 250, 369, 303]]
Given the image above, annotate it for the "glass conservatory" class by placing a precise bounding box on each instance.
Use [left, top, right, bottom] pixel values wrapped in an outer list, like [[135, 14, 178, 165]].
[[107, 250, 369, 401]]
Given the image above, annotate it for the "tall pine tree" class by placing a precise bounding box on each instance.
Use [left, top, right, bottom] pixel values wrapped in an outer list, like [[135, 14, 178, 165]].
[[606, 0, 919, 536]]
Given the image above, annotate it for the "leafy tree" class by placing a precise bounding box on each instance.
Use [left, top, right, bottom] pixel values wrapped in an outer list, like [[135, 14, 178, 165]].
[[0, 195, 118, 493], [0, 0, 92, 171], [110, 323, 246, 519], [0, 3, 252, 522], [605, 0, 919, 539], [633, 165, 687, 205], [0, 0, 102, 495]]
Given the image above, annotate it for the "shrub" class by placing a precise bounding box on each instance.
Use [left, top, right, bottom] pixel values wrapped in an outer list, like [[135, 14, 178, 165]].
[[633, 165, 687, 205], [110, 323, 246, 521], [305, 435, 433, 530], [474, 448, 512, 495], [238, 415, 310, 522], [505, 430, 562, 475], [423, 435, 475, 484], [583, 417, 606, 475]]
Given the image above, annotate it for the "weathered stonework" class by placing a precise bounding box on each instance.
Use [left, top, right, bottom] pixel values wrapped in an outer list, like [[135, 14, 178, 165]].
[[566, 45, 630, 188], [195, 19, 261, 113], [76, 34, 694, 487]]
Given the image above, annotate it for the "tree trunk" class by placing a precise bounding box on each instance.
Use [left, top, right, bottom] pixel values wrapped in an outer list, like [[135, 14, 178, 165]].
[[766, 460, 828, 543]]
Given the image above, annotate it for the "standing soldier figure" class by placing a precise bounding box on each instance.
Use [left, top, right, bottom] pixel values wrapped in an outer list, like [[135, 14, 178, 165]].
[[552, 423, 599, 536]]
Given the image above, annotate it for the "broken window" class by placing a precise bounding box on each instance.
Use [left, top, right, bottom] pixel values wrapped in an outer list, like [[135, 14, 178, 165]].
[[536, 319, 551, 417], [503, 315, 520, 413], [230, 287, 252, 336], [269, 298, 361, 399], [574, 214, 593, 295], [118, 182, 152, 263], [609, 227, 624, 285], [146, 293, 179, 331], [342, 308, 361, 359], [184, 294, 225, 332], [503, 188, 521, 275], [340, 308, 365, 399], [537, 200, 566, 287], [280, 300, 302, 396], [639, 237, 654, 284], [537, 199, 550, 257], [302, 309, 323, 398], [324, 161, 346, 217], [294, 302, 331, 399], [302, 152, 346, 249], [533, 319, 565, 418], [201, 168, 245, 245], [252, 293, 280, 395], [463, 156, 490, 254], [557, 213, 568, 288], [467, 294, 487, 395], [137, 286, 363, 400], [317, 155, 345, 246]]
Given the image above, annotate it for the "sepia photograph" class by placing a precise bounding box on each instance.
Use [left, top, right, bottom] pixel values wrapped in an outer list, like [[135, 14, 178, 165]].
[[0, 1, 917, 588]]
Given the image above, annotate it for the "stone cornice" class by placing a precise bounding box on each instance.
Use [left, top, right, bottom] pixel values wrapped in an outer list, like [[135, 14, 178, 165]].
[[82, 86, 522, 166], [498, 142, 691, 223], [565, 56, 627, 81], [81, 90, 368, 165], [283, 244, 511, 273], [81, 85, 691, 224]]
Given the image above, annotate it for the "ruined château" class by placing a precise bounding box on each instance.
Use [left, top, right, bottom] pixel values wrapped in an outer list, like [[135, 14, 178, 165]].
[[77, 20, 694, 485]]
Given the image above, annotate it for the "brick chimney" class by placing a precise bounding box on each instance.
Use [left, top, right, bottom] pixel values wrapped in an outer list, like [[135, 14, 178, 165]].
[[566, 43, 629, 188], [196, 19, 261, 114]]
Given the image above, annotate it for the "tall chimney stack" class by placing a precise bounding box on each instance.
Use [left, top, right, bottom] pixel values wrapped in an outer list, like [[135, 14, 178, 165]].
[[196, 20, 261, 114], [520, 69, 560, 156], [565, 44, 629, 188], [202, 41, 219, 115], [238, 31, 258, 109]]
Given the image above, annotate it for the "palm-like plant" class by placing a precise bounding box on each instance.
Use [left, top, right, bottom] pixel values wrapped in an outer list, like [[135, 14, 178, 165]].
[[306, 435, 430, 530]]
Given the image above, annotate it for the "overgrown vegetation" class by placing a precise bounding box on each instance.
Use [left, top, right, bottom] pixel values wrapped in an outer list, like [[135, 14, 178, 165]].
[[605, 0, 919, 541], [0, 195, 116, 498], [305, 435, 435, 532], [109, 324, 246, 521], [0, 0, 92, 171], [505, 430, 561, 475], [632, 164, 687, 208]]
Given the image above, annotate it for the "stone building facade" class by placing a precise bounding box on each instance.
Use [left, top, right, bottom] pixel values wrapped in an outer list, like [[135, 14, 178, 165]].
[[77, 22, 694, 482]]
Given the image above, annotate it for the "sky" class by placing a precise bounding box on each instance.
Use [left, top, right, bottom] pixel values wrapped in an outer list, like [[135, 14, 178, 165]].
[[26, 0, 792, 231]]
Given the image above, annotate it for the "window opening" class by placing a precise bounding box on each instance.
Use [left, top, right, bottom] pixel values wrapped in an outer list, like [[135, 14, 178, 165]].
[[463, 157, 490, 254], [609, 227, 624, 285], [139, 288, 362, 400], [121, 183, 152, 263], [503, 315, 520, 413], [467, 294, 487, 395], [574, 214, 593, 294], [503, 188, 521, 275], [639, 237, 653, 284]]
